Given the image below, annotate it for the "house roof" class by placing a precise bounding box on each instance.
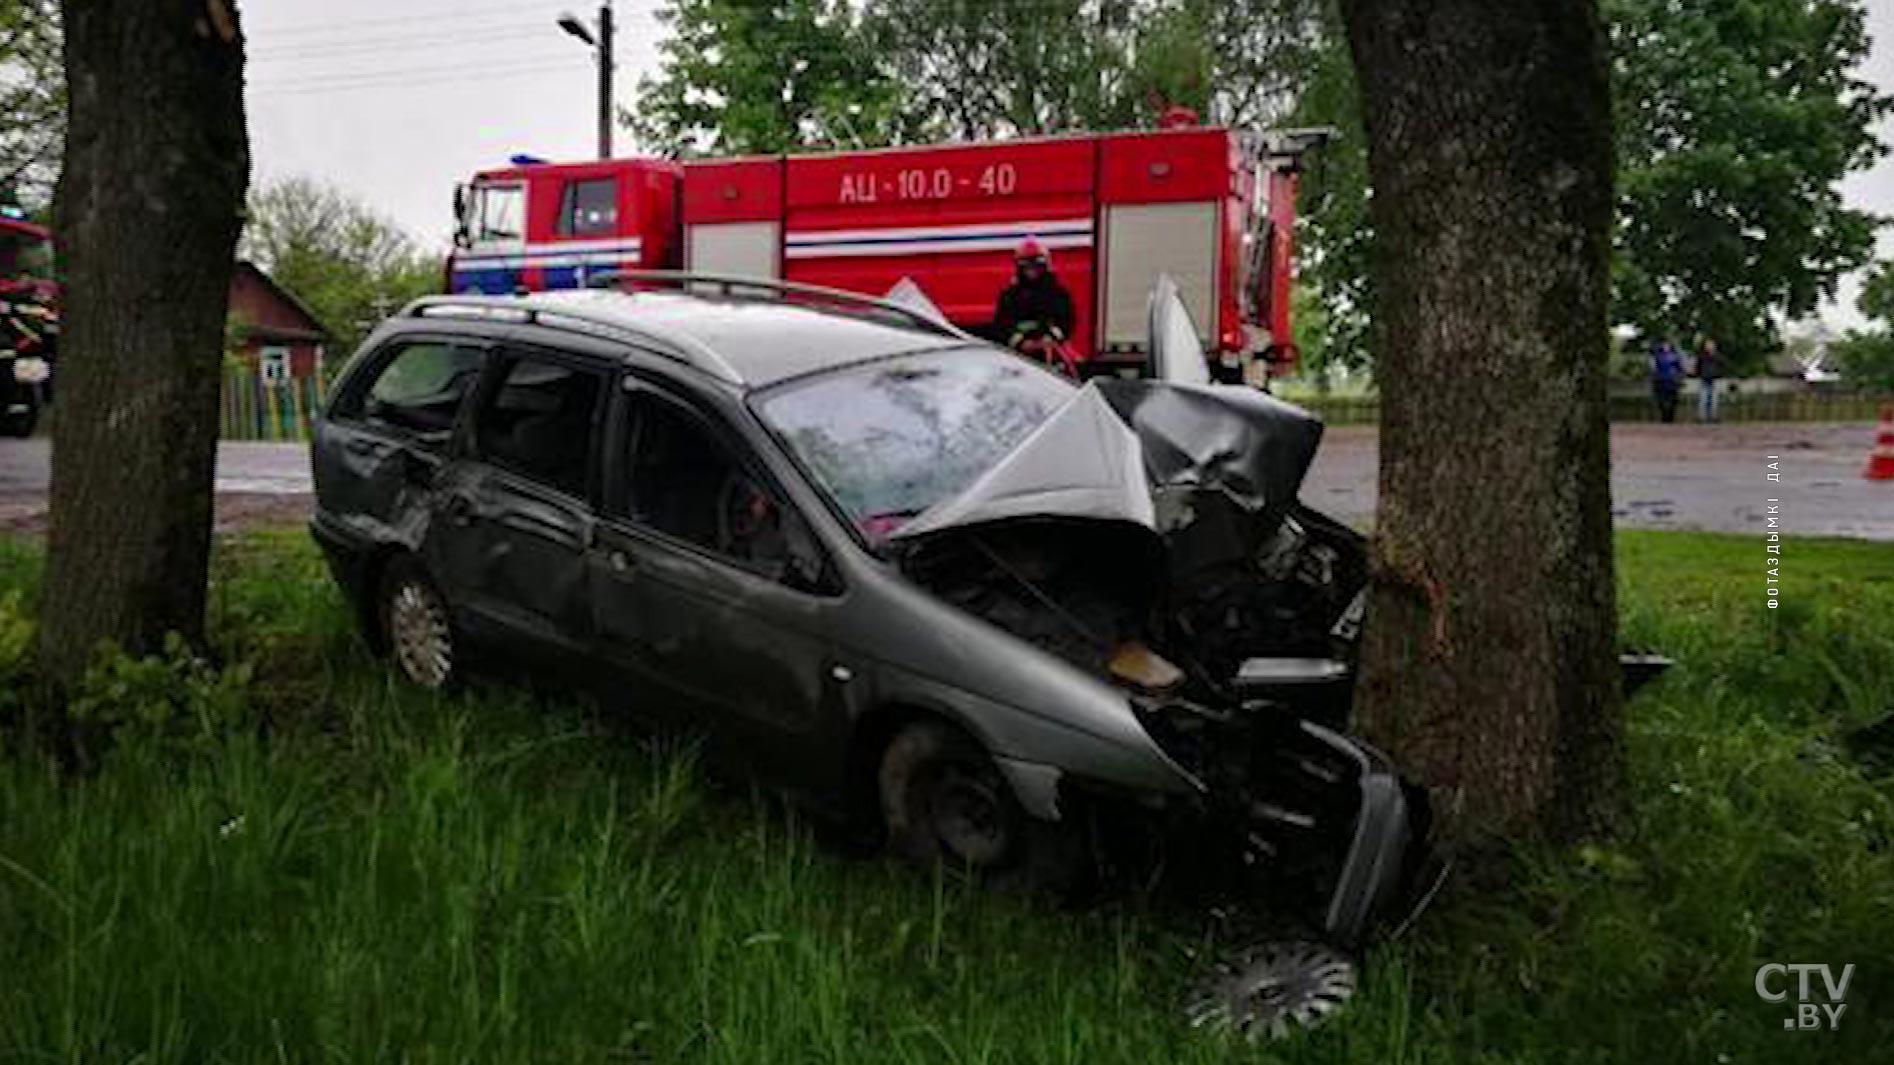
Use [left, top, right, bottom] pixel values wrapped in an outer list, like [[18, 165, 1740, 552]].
[[232, 260, 330, 343]]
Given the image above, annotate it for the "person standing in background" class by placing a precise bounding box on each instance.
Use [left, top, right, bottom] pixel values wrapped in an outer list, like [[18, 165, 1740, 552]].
[[1694, 337, 1721, 422], [1650, 339, 1684, 423]]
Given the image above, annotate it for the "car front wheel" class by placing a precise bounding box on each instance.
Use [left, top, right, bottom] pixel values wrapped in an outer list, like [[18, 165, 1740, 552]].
[[379, 558, 457, 690], [876, 719, 1083, 892]]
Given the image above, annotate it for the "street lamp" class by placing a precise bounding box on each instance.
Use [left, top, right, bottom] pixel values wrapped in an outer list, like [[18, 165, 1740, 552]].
[[557, 3, 614, 159]]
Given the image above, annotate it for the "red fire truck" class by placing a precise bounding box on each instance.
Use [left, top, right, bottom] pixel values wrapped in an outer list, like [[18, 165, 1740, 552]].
[[0, 214, 58, 437], [449, 124, 1327, 377]]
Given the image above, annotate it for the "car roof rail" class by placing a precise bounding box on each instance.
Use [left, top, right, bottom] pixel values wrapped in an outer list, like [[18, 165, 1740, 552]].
[[584, 269, 971, 341], [401, 294, 742, 383]]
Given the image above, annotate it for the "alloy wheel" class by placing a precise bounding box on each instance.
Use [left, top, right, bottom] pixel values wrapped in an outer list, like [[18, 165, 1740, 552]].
[[387, 576, 453, 689]]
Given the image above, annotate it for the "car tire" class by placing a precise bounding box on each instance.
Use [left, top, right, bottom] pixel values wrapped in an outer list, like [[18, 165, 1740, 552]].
[[0, 394, 37, 438], [876, 719, 1084, 893], [378, 557, 458, 691]]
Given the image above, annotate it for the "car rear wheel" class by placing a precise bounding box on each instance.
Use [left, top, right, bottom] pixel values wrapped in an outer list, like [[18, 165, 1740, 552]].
[[379, 558, 457, 691], [876, 719, 1083, 892]]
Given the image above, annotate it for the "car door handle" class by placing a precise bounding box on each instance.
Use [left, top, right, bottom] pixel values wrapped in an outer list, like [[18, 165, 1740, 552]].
[[443, 494, 476, 526], [344, 437, 389, 457], [607, 549, 636, 576]]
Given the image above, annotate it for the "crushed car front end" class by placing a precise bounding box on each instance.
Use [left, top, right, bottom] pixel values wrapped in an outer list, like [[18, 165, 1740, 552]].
[[867, 376, 1438, 942]]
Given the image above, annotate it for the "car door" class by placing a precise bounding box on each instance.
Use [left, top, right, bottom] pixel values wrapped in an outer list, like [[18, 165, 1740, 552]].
[[589, 377, 850, 783], [426, 346, 607, 661], [314, 338, 488, 533]]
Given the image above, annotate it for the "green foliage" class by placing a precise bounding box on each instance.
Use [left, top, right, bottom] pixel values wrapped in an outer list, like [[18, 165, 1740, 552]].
[[1293, 0, 1890, 376], [66, 634, 253, 752], [1607, 0, 1889, 371], [0, 590, 33, 719], [634, 1, 1323, 152], [0, 0, 61, 208], [1860, 258, 1894, 324], [1288, 1, 1371, 371], [0, 530, 1891, 1060], [1828, 261, 1894, 391], [1124, 0, 1324, 133], [1831, 329, 1894, 393], [240, 177, 440, 361], [632, 0, 907, 155], [863, 0, 1146, 138]]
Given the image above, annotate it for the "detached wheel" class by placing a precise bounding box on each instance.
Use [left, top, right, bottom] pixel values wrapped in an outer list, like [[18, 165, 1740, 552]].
[[379, 558, 457, 690], [877, 720, 1082, 891], [1186, 940, 1358, 1042]]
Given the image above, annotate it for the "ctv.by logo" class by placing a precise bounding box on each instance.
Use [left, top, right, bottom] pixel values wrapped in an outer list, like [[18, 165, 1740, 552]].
[[1755, 963, 1853, 1031]]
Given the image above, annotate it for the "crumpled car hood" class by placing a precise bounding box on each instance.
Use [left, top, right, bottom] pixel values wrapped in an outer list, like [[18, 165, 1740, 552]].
[[890, 377, 1325, 542]]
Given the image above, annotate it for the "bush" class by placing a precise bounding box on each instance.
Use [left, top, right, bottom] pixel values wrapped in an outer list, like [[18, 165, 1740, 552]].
[[65, 634, 254, 755], [0, 590, 35, 719]]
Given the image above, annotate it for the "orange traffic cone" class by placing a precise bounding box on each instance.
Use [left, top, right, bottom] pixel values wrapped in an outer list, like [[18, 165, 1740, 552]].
[[1867, 404, 1894, 481]]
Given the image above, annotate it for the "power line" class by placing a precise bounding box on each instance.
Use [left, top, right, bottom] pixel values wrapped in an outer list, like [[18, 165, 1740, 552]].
[[252, 23, 552, 61], [251, 55, 581, 95], [255, 2, 571, 39], [251, 11, 660, 62], [251, 63, 582, 97]]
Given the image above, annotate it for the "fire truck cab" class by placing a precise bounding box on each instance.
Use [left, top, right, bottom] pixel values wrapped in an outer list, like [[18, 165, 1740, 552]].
[[452, 155, 681, 294], [449, 126, 1327, 378]]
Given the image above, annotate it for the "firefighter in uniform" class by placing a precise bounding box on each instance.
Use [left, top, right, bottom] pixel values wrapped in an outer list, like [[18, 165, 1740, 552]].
[[992, 237, 1077, 374]]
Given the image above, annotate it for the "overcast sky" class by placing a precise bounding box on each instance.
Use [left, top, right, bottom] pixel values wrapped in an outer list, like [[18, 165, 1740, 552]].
[[244, 0, 1894, 329]]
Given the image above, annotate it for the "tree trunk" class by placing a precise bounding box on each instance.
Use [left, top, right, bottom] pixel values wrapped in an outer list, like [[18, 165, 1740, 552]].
[[40, 0, 248, 684], [1336, 0, 1622, 844]]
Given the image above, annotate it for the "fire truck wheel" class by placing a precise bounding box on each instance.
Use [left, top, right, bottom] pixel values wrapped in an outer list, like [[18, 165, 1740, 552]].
[[0, 395, 37, 438]]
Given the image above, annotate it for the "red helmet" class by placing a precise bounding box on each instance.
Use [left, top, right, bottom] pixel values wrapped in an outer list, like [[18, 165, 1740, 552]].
[[1015, 236, 1050, 267]]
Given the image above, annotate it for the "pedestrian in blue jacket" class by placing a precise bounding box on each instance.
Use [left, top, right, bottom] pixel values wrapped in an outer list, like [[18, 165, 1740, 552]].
[[1650, 340, 1684, 423]]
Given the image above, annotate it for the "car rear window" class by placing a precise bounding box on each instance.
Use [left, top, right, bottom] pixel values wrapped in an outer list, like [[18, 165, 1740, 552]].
[[345, 342, 485, 438]]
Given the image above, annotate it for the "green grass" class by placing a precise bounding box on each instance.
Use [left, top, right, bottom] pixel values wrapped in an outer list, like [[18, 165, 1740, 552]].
[[0, 530, 1890, 1063]]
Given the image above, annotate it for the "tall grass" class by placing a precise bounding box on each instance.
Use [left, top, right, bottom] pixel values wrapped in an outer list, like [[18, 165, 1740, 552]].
[[0, 530, 1889, 1063]]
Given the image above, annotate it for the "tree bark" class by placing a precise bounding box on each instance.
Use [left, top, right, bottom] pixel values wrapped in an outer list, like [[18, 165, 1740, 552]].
[[40, 0, 248, 683], [1336, 0, 1622, 844]]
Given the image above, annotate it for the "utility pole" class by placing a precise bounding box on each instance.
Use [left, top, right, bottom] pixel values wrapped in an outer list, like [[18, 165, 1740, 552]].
[[558, 1, 615, 160], [597, 1, 614, 159]]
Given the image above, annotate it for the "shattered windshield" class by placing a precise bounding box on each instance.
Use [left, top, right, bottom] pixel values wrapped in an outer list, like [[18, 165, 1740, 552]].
[[757, 348, 1074, 542]]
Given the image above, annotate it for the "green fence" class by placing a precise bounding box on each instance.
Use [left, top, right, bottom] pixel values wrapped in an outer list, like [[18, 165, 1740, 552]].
[[1291, 389, 1890, 427], [220, 366, 325, 441]]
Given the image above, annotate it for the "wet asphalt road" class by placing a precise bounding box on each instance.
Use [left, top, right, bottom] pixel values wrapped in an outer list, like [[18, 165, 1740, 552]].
[[0, 439, 311, 498], [2, 423, 1891, 539], [1306, 422, 1894, 540]]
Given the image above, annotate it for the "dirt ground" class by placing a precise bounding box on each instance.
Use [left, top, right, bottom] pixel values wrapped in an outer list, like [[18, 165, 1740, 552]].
[[0, 492, 312, 538]]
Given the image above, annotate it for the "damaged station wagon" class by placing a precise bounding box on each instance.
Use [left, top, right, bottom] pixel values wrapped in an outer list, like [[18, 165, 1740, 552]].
[[311, 273, 1437, 956]]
